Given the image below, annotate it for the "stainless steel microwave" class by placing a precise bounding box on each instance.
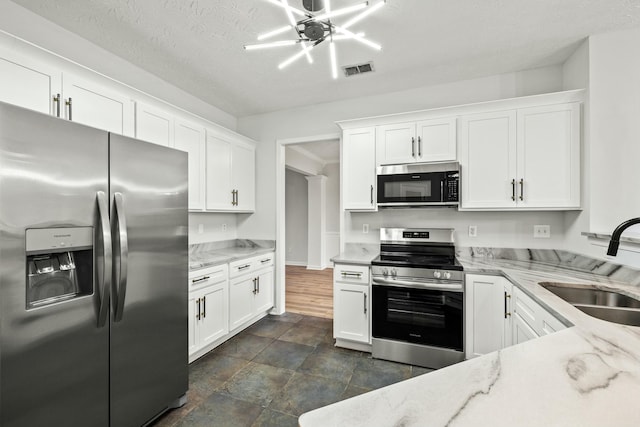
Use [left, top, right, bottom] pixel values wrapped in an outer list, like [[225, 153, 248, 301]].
[[376, 161, 460, 208]]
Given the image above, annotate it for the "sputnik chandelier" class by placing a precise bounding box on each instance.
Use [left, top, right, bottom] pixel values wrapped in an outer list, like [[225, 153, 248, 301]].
[[244, 0, 387, 78]]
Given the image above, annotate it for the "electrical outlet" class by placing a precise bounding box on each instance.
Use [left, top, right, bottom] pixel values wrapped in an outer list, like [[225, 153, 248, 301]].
[[469, 225, 477, 237], [222, 223, 227, 232], [534, 225, 551, 238], [198, 224, 204, 234], [363, 224, 369, 234]]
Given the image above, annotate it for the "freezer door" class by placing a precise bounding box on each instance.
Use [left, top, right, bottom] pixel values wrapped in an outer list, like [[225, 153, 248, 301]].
[[0, 102, 110, 427], [109, 134, 188, 427]]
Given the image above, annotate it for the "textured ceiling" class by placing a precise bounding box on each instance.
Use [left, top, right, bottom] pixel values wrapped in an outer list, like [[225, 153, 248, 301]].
[[10, 0, 640, 117]]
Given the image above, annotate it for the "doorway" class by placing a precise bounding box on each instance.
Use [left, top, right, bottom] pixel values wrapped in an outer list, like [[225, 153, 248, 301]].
[[278, 137, 340, 318]]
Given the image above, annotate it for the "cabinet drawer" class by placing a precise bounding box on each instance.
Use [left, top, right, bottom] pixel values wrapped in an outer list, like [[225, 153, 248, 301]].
[[189, 264, 228, 292], [229, 252, 275, 278], [334, 264, 370, 284], [513, 286, 567, 337]]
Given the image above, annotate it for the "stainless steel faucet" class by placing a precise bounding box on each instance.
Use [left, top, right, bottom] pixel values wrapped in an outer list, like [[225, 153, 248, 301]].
[[607, 217, 640, 256]]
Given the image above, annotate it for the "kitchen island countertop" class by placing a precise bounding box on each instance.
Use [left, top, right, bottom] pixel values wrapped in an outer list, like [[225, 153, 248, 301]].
[[299, 254, 640, 427]]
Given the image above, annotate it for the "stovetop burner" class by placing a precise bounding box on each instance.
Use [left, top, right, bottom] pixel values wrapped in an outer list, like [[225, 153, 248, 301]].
[[372, 227, 463, 271]]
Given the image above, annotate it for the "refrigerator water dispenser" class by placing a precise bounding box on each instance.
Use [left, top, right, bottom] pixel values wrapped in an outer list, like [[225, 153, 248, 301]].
[[26, 227, 94, 308]]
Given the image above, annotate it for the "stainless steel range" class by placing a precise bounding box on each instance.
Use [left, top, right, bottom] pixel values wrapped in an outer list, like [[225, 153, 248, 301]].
[[371, 228, 464, 369]]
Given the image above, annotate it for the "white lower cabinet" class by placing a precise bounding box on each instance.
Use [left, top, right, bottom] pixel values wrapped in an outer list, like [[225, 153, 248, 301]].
[[229, 253, 275, 332], [465, 274, 567, 358], [189, 265, 229, 363], [333, 263, 371, 349]]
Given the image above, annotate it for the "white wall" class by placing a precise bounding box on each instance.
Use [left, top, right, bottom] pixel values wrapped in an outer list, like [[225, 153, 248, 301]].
[[237, 65, 564, 244], [285, 169, 308, 265], [324, 162, 341, 261], [189, 213, 238, 245], [562, 30, 640, 268]]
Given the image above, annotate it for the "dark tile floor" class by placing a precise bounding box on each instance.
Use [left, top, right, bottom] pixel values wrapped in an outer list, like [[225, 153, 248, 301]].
[[150, 313, 433, 427]]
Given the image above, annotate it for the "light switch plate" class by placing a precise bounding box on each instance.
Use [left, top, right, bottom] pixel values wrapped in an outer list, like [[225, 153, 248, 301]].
[[363, 224, 369, 234], [468, 225, 477, 237]]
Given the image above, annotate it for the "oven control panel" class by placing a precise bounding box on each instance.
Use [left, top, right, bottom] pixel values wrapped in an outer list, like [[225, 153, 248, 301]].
[[402, 231, 430, 239]]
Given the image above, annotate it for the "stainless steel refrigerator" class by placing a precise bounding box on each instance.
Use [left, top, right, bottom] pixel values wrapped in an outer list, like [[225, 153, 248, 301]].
[[0, 101, 189, 427]]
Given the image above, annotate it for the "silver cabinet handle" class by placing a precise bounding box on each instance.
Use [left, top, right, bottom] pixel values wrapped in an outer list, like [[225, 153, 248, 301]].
[[238, 264, 251, 271], [261, 259, 271, 264], [519, 179, 524, 201], [511, 179, 516, 201], [53, 93, 61, 117], [96, 191, 112, 328], [418, 136, 422, 157], [504, 292, 511, 319], [231, 190, 235, 206], [65, 97, 72, 121], [202, 296, 206, 318], [257, 276, 260, 293], [236, 189, 239, 207], [341, 271, 362, 278], [370, 185, 374, 205], [197, 298, 201, 320], [411, 137, 415, 157], [252, 278, 257, 294], [192, 276, 210, 284], [363, 293, 367, 314], [112, 192, 128, 323]]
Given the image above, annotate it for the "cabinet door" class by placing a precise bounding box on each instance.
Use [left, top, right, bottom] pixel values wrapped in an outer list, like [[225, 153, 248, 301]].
[[135, 102, 173, 147], [512, 312, 539, 344], [334, 282, 369, 343], [416, 118, 457, 162], [205, 133, 234, 210], [343, 127, 377, 210], [254, 269, 274, 313], [460, 111, 517, 209], [376, 122, 416, 165], [229, 276, 256, 331], [188, 293, 199, 356], [62, 74, 134, 136], [0, 48, 61, 116], [232, 143, 256, 212], [199, 283, 229, 347], [465, 275, 512, 358], [174, 119, 206, 210], [516, 103, 581, 208]]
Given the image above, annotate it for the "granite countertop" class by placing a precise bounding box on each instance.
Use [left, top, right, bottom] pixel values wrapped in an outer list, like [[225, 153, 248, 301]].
[[330, 243, 379, 265], [189, 239, 275, 271], [299, 252, 640, 427]]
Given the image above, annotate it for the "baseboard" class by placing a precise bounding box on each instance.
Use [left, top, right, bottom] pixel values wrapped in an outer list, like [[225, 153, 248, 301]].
[[306, 265, 325, 271], [285, 261, 307, 267]]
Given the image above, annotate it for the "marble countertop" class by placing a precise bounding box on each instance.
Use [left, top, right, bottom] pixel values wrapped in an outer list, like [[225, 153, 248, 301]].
[[330, 243, 379, 265], [189, 239, 275, 271], [299, 255, 640, 427]]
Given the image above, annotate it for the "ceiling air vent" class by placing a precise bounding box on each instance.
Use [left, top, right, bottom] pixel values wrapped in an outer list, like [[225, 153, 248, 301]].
[[342, 62, 374, 77]]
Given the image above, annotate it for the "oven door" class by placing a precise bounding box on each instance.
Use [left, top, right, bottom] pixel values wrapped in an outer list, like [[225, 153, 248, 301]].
[[372, 282, 463, 351], [377, 171, 446, 205]]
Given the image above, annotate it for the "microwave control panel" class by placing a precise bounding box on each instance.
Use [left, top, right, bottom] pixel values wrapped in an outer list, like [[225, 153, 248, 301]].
[[445, 172, 459, 201]]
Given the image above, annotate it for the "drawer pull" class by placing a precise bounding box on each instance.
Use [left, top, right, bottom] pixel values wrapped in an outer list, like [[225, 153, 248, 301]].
[[192, 276, 210, 284], [261, 259, 271, 264], [238, 264, 251, 271], [341, 272, 362, 278]]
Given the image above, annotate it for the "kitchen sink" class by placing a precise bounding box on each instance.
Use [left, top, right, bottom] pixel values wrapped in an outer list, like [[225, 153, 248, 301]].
[[540, 282, 640, 327]]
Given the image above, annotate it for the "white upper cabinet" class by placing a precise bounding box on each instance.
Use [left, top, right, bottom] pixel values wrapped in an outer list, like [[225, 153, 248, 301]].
[[516, 103, 581, 209], [231, 143, 256, 212], [460, 102, 581, 210], [135, 102, 174, 147], [342, 127, 377, 211], [460, 110, 518, 209], [174, 118, 206, 211], [62, 74, 134, 137], [416, 118, 457, 162], [376, 122, 416, 165], [205, 130, 256, 212], [376, 118, 457, 165], [0, 47, 61, 116]]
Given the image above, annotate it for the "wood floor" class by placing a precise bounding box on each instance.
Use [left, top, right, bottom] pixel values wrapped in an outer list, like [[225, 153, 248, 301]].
[[285, 265, 333, 319]]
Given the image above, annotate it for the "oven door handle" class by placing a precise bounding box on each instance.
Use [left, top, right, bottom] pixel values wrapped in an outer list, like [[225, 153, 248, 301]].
[[372, 277, 463, 292]]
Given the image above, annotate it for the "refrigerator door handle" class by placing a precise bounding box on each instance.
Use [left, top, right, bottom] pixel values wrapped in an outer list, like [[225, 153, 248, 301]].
[[96, 191, 112, 328], [112, 192, 129, 322]]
